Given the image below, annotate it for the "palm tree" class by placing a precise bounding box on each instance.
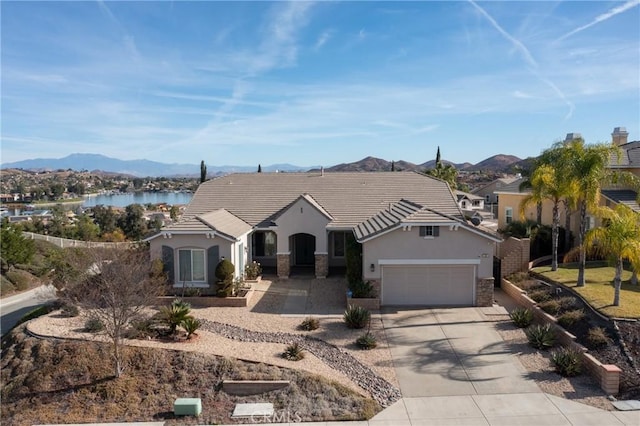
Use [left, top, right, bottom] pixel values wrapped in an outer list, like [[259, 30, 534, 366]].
[[584, 204, 640, 306], [559, 139, 633, 287], [519, 163, 575, 271]]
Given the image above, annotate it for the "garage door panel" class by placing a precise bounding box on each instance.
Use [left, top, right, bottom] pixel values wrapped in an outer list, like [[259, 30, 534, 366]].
[[382, 265, 474, 306]]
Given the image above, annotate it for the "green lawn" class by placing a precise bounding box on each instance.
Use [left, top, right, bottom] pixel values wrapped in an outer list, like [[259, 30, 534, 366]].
[[531, 264, 640, 319]]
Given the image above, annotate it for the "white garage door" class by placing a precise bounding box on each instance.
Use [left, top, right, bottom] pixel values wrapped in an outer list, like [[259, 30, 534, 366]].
[[382, 265, 475, 306]]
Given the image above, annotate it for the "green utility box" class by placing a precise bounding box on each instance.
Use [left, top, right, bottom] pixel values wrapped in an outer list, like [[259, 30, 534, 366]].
[[174, 397, 202, 416]]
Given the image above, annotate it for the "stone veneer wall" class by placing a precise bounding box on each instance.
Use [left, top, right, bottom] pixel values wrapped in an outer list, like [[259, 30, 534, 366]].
[[476, 278, 494, 307], [277, 253, 290, 279], [315, 254, 328, 279]]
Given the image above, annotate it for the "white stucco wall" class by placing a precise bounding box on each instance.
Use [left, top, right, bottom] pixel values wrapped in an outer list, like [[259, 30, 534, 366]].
[[275, 197, 330, 253], [362, 225, 496, 280]]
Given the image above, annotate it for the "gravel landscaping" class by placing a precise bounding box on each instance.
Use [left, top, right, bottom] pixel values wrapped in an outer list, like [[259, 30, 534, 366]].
[[24, 276, 626, 413]]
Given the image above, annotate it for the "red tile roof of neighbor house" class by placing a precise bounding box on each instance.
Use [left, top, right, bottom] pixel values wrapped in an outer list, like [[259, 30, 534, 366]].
[[183, 171, 464, 229]]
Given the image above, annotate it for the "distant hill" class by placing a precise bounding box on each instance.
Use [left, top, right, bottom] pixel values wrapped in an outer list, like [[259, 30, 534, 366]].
[[1, 152, 524, 176], [464, 154, 522, 171], [0, 154, 313, 177]]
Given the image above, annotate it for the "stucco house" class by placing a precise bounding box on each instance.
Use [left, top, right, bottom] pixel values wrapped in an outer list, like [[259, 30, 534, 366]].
[[495, 127, 640, 232], [148, 171, 501, 307]]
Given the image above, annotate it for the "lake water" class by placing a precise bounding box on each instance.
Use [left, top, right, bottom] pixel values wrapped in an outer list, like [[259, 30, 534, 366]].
[[82, 192, 193, 208], [2, 192, 193, 216]]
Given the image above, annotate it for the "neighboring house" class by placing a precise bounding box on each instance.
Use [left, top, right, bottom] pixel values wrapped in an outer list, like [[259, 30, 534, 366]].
[[471, 177, 519, 218], [148, 172, 501, 307], [454, 189, 493, 221], [495, 127, 640, 232]]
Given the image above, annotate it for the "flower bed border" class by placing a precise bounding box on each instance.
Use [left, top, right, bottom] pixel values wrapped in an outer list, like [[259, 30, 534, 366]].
[[346, 296, 380, 311], [501, 278, 621, 395]]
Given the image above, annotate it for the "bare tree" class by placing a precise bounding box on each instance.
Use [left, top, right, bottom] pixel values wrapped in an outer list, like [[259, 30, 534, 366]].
[[61, 247, 166, 378]]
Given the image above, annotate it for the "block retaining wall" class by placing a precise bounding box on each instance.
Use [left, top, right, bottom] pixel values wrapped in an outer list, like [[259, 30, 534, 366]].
[[158, 288, 254, 308], [501, 278, 620, 395]]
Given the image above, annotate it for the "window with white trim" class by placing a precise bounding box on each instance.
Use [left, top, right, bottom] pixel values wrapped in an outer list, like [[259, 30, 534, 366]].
[[505, 207, 513, 224], [419, 226, 439, 237], [178, 249, 206, 282]]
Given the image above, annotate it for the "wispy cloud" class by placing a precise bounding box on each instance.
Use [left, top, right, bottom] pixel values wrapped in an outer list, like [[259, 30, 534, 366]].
[[96, 0, 141, 62], [467, 0, 538, 69], [468, 0, 574, 119], [557, 0, 640, 41], [315, 29, 332, 50]]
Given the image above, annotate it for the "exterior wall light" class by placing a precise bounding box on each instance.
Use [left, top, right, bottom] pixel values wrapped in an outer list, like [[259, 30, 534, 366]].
[[370, 263, 375, 272]]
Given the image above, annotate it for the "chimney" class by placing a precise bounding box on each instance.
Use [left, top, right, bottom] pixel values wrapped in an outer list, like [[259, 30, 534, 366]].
[[612, 127, 629, 146], [564, 132, 582, 143]]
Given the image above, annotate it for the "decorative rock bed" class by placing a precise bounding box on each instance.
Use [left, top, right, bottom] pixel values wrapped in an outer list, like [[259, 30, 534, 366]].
[[200, 319, 402, 407]]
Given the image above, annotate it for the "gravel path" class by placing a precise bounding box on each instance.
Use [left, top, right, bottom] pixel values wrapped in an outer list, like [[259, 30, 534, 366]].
[[200, 319, 402, 407]]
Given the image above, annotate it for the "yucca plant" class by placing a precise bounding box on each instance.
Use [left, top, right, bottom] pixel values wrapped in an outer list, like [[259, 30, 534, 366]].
[[343, 305, 370, 329], [181, 317, 201, 339], [356, 332, 377, 350], [282, 342, 305, 361], [509, 307, 533, 328], [526, 323, 556, 350], [551, 347, 583, 377]]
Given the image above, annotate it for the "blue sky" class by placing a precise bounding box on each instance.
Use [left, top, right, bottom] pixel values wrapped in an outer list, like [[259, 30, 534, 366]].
[[2, 1, 639, 167]]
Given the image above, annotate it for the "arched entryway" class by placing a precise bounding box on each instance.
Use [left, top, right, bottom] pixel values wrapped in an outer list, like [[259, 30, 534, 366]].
[[290, 233, 316, 266]]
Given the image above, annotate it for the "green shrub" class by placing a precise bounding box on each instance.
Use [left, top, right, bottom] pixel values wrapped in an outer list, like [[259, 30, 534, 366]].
[[587, 327, 611, 348], [526, 323, 556, 350], [348, 280, 376, 298], [5, 270, 31, 291], [551, 347, 583, 377], [538, 299, 561, 315], [215, 259, 235, 282], [343, 305, 370, 329], [299, 317, 319, 331], [181, 317, 201, 339], [557, 309, 585, 328], [84, 317, 105, 333], [509, 308, 533, 328], [282, 342, 305, 361], [356, 332, 377, 350], [527, 289, 551, 303]]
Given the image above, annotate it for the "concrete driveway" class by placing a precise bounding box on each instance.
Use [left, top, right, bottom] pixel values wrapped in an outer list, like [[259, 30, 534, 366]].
[[382, 306, 540, 397]]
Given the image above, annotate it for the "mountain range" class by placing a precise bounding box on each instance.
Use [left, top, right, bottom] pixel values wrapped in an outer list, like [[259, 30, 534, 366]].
[[1, 153, 525, 177]]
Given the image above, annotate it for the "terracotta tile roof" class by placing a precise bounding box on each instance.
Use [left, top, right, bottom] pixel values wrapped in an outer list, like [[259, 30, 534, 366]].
[[183, 171, 463, 228]]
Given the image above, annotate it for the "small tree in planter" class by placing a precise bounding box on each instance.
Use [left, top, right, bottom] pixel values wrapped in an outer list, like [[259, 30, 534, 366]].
[[215, 258, 235, 297]]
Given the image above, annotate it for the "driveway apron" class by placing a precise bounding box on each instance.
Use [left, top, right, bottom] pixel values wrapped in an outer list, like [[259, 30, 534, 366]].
[[382, 307, 540, 397]]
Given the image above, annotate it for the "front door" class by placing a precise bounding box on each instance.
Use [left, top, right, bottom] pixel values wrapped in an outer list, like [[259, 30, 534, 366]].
[[293, 233, 315, 265]]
